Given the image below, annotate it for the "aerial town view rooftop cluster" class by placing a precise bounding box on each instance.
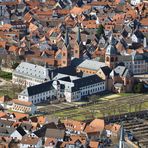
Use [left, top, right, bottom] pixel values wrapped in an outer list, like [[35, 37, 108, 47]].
[[0, 0, 148, 147]]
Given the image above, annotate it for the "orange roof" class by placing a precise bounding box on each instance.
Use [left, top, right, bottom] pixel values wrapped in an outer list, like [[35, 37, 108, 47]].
[[44, 138, 56, 146], [82, 5, 92, 11], [29, 23, 38, 32], [8, 45, 19, 52], [0, 112, 7, 118], [111, 123, 121, 133], [24, 12, 32, 23], [140, 18, 148, 26], [12, 112, 29, 120], [70, 6, 83, 15], [89, 119, 104, 132], [64, 119, 86, 132], [0, 41, 6, 48], [13, 99, 32, 107], [0, 24, 12, 31], [69, 135, 86, 145], [84, 125, 100, 134], [89, 141, 100, 148]]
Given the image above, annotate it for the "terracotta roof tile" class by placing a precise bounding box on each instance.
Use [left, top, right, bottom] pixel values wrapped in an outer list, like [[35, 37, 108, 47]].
[[89, 119, 104, 132], [44, 138, 56, 146], [12, 112, 29, 120], [13, 99, 32, 107], [21, 136, 40, 145], [64, 120, 86, 132], [89, 141, 100, 148]]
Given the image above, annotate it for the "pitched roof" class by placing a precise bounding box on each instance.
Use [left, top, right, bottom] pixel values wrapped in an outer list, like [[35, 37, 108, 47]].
[[16, 126, 26, 136], [99, 66, 111, 76], [14, 62, 50, 80], [13, 99, 32, 107], [45, 128, 65, 139], [19, 80, 54, 96], [21, 136, 40, 145], [12, 112, 29, 120], [64, 120, 86, 132], [89, 141, 100, 148], [44, 138, 56, 146], [77, 59, 106, 71], [114, 66, 129, 77], [89, 119, 105, 132]]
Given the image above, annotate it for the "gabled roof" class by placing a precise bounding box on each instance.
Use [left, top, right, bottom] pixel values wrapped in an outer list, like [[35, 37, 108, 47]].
[[13, 99, 32, 107], [0, 127, 15, 137], [114, 66, 129, 77], [45, 128, 65, 139], [21, 136, 40, 145], [99, 66, 111, 76], [16, 126, 26, 136], [14, 62, 50, 80], [19, 81, 54, 96], [77, 59, 106, 71], [89, 119, 105, 132]]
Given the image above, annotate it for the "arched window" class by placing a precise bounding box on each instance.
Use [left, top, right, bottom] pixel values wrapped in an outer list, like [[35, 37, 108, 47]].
[[106, 56, 109, 62], [115, 57, 118, 61], [111, 57, 114, 62]]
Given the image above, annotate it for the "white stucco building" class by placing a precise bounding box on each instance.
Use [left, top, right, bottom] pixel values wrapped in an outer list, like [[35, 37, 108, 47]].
[[12, 62, 51, 87], [18, 74, 106, 104]]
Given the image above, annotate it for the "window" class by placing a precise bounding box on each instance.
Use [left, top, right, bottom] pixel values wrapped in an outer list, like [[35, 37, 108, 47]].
[[106, 56, 109, 61], [111, 57, 114, 62], [63, 53, 66, 56], [75, 50, 78, 53]]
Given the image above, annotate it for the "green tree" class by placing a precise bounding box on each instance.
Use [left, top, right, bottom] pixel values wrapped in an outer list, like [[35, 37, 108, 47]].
[[96, 24, 104, 39], [11, 62, 19, 69], [133, 83, 144, 93]]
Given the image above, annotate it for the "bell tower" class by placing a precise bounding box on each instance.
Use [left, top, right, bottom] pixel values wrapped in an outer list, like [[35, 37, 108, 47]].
[[74, 26, 83, 58], [61, 29, 71, 67], [105, 35, 118, 69]]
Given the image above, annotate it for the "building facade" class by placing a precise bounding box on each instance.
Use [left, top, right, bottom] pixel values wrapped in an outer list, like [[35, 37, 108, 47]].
[[18, 74, 106, 104], [12, 62, 51, 87]]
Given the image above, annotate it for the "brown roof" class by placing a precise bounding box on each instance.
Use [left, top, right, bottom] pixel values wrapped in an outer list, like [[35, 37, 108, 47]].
[[111, 123, 121, 133], [44, 138, 56, 146], [89, 119, 104, 132], [21, 136, 40, 145], [12, 112, 29, 120], [69, 135, 86, 145], [0, 112, 7, 118], [70, 6, 84, 15], [64, 120, 86, 132], [13, 99, 32, 107], [140, 18, 148, 26], [89, 141, 99, 148]]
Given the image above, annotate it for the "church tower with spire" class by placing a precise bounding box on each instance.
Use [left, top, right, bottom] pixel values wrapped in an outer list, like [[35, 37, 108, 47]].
[[74, 26, 83, 58], [61, 29, 71, 67], [105, 34, 118, 69]]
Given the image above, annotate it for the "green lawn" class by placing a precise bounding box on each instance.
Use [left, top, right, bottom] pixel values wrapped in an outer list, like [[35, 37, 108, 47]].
[[0, 71, 12, 80]]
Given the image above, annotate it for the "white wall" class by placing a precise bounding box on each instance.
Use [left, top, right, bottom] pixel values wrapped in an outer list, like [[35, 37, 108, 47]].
[[11, 131, 23, 140]]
